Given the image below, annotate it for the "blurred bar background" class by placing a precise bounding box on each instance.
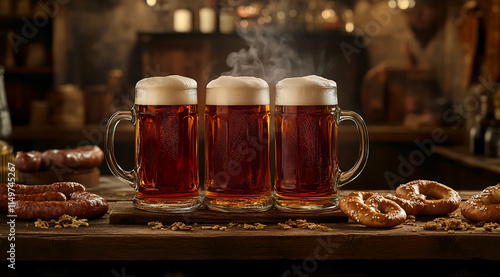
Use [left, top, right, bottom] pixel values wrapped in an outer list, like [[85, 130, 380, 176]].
[[0, 0, 499, 189]]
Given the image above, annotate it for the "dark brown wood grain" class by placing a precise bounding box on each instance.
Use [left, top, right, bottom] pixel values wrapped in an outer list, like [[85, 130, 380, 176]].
[[1, 177, 499, 262], [5, 211, 500, 261]]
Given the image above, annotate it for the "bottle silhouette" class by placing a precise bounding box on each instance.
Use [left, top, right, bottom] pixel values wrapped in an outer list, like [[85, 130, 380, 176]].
[[0, 66, 12, 142]]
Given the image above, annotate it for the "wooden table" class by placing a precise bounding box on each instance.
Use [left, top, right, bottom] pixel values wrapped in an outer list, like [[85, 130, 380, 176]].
[[1, 177, 499, 275]]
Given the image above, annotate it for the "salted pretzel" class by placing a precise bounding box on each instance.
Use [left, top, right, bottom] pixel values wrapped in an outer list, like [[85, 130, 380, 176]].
[[382, 193, 425, 215], [395, 180, 461, 216], [461, 184, 500, 222], [340, 192, 406, 228]]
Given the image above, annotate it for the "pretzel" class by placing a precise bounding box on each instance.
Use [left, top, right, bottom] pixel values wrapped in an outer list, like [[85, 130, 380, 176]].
[[340, 192, 406, 228], [383, 193, 425, 215], [395, 180, 461, 216], [461, 184, 500, 222]]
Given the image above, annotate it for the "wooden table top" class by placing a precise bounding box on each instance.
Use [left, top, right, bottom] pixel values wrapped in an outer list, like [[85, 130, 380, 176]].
[[1, 176, 499, 262]]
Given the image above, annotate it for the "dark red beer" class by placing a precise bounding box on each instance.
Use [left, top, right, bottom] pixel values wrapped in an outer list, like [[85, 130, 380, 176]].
[[135, 104, 199, 200], [106, 75, 201, 213], [274, 75, 369, 212], [274, 105, 339, 201], [204, 104, 271, 211]]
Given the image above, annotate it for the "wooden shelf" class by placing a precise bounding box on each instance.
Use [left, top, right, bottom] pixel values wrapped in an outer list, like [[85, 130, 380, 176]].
[[339, 125, 464, 143], [12, 124, 464, 144], [4, 66, 53, 75], [0, 16, 53, 22], [12, 124, 134, 143], [434, 146, 500, 175], [138, 30, 356, 39]]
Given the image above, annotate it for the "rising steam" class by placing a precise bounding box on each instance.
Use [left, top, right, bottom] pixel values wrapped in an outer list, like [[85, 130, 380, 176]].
[[223, 26, 334, 84]]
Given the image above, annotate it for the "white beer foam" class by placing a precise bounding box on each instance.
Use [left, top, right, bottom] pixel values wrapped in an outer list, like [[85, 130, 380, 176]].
[[135, 75, 197, 105], [276, 75, 338, 106], [206, 76, 270, 105]]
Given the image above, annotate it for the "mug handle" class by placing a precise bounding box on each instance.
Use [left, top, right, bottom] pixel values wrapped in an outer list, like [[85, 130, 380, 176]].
[[338, 109, 369, 187], [105, 108, 137, 189]]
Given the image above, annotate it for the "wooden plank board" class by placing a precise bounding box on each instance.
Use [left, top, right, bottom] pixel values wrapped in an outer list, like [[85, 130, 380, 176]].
[[109, 201, 348, 224], [2, 191, 500, 261], [3, 175, 497, 262], [4, 211, 500, 261], [12, 230, 500, 261]]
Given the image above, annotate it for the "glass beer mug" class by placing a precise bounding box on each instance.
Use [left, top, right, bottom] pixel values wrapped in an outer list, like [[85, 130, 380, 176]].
[[105, 76, 200, 213], [274, 75, 369, 212], [204, 76, 272, 212]]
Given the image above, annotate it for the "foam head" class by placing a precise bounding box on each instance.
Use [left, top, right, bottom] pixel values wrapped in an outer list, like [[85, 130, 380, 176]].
[[206, 76, 269, 105], [135, 75, 197, 105], [276, 75, 337, 106]]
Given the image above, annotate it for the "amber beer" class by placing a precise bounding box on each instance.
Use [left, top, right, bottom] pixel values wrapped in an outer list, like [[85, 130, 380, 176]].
[[105, 75, 200, 213], [274, 75, 369, 212], [135, 104, 198, 202], [204, 76, 272, 212], [275, 105, 338, 199]]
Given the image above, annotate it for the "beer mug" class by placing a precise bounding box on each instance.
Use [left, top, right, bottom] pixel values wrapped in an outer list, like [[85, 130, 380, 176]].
[[274, 75, 369, 212], [204, 76, 272, 212], [105, 76, 200, 213]]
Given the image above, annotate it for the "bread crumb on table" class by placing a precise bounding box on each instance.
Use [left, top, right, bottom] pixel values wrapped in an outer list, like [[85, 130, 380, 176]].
[[421, 217, 475, 232], [243, 223, 266, 230], [147, 221, 194, 231], [278, 222, 293, 230], [403, 215, 417, 226], [148, 221, 165, 230], [171, 222, 194, 231], [482, 222, 499, 232], [278, 219, 332, 232], [200, 225, 228, 231], [34, 214, 89, 229]]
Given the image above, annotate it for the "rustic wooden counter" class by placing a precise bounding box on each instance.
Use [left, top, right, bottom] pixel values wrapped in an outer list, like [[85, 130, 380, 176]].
[[1, 176, 499, 264]]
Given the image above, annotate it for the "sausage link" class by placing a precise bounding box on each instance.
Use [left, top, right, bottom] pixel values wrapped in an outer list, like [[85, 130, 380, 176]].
[[15, 145, 104, 172], [43, 145, 104, 169], [11, 191, 108, 220], [0, 192, 67, 211], [0, 182, 85, 197], [14, 151, 44, 172]]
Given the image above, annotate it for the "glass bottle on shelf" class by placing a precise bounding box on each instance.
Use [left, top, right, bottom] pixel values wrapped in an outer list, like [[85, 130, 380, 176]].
[[484, 88, 500, 158], [219, 6, 235, 34], [173, 3, 193, 33], [469, 89, 495, 155], [0, 66, 12, 142], [305, 0, 319, 32], [0, 66, 13, 182], [200, 0, 217, 33], [0, 0, 12, 17], [16, 0, 31, 17]]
